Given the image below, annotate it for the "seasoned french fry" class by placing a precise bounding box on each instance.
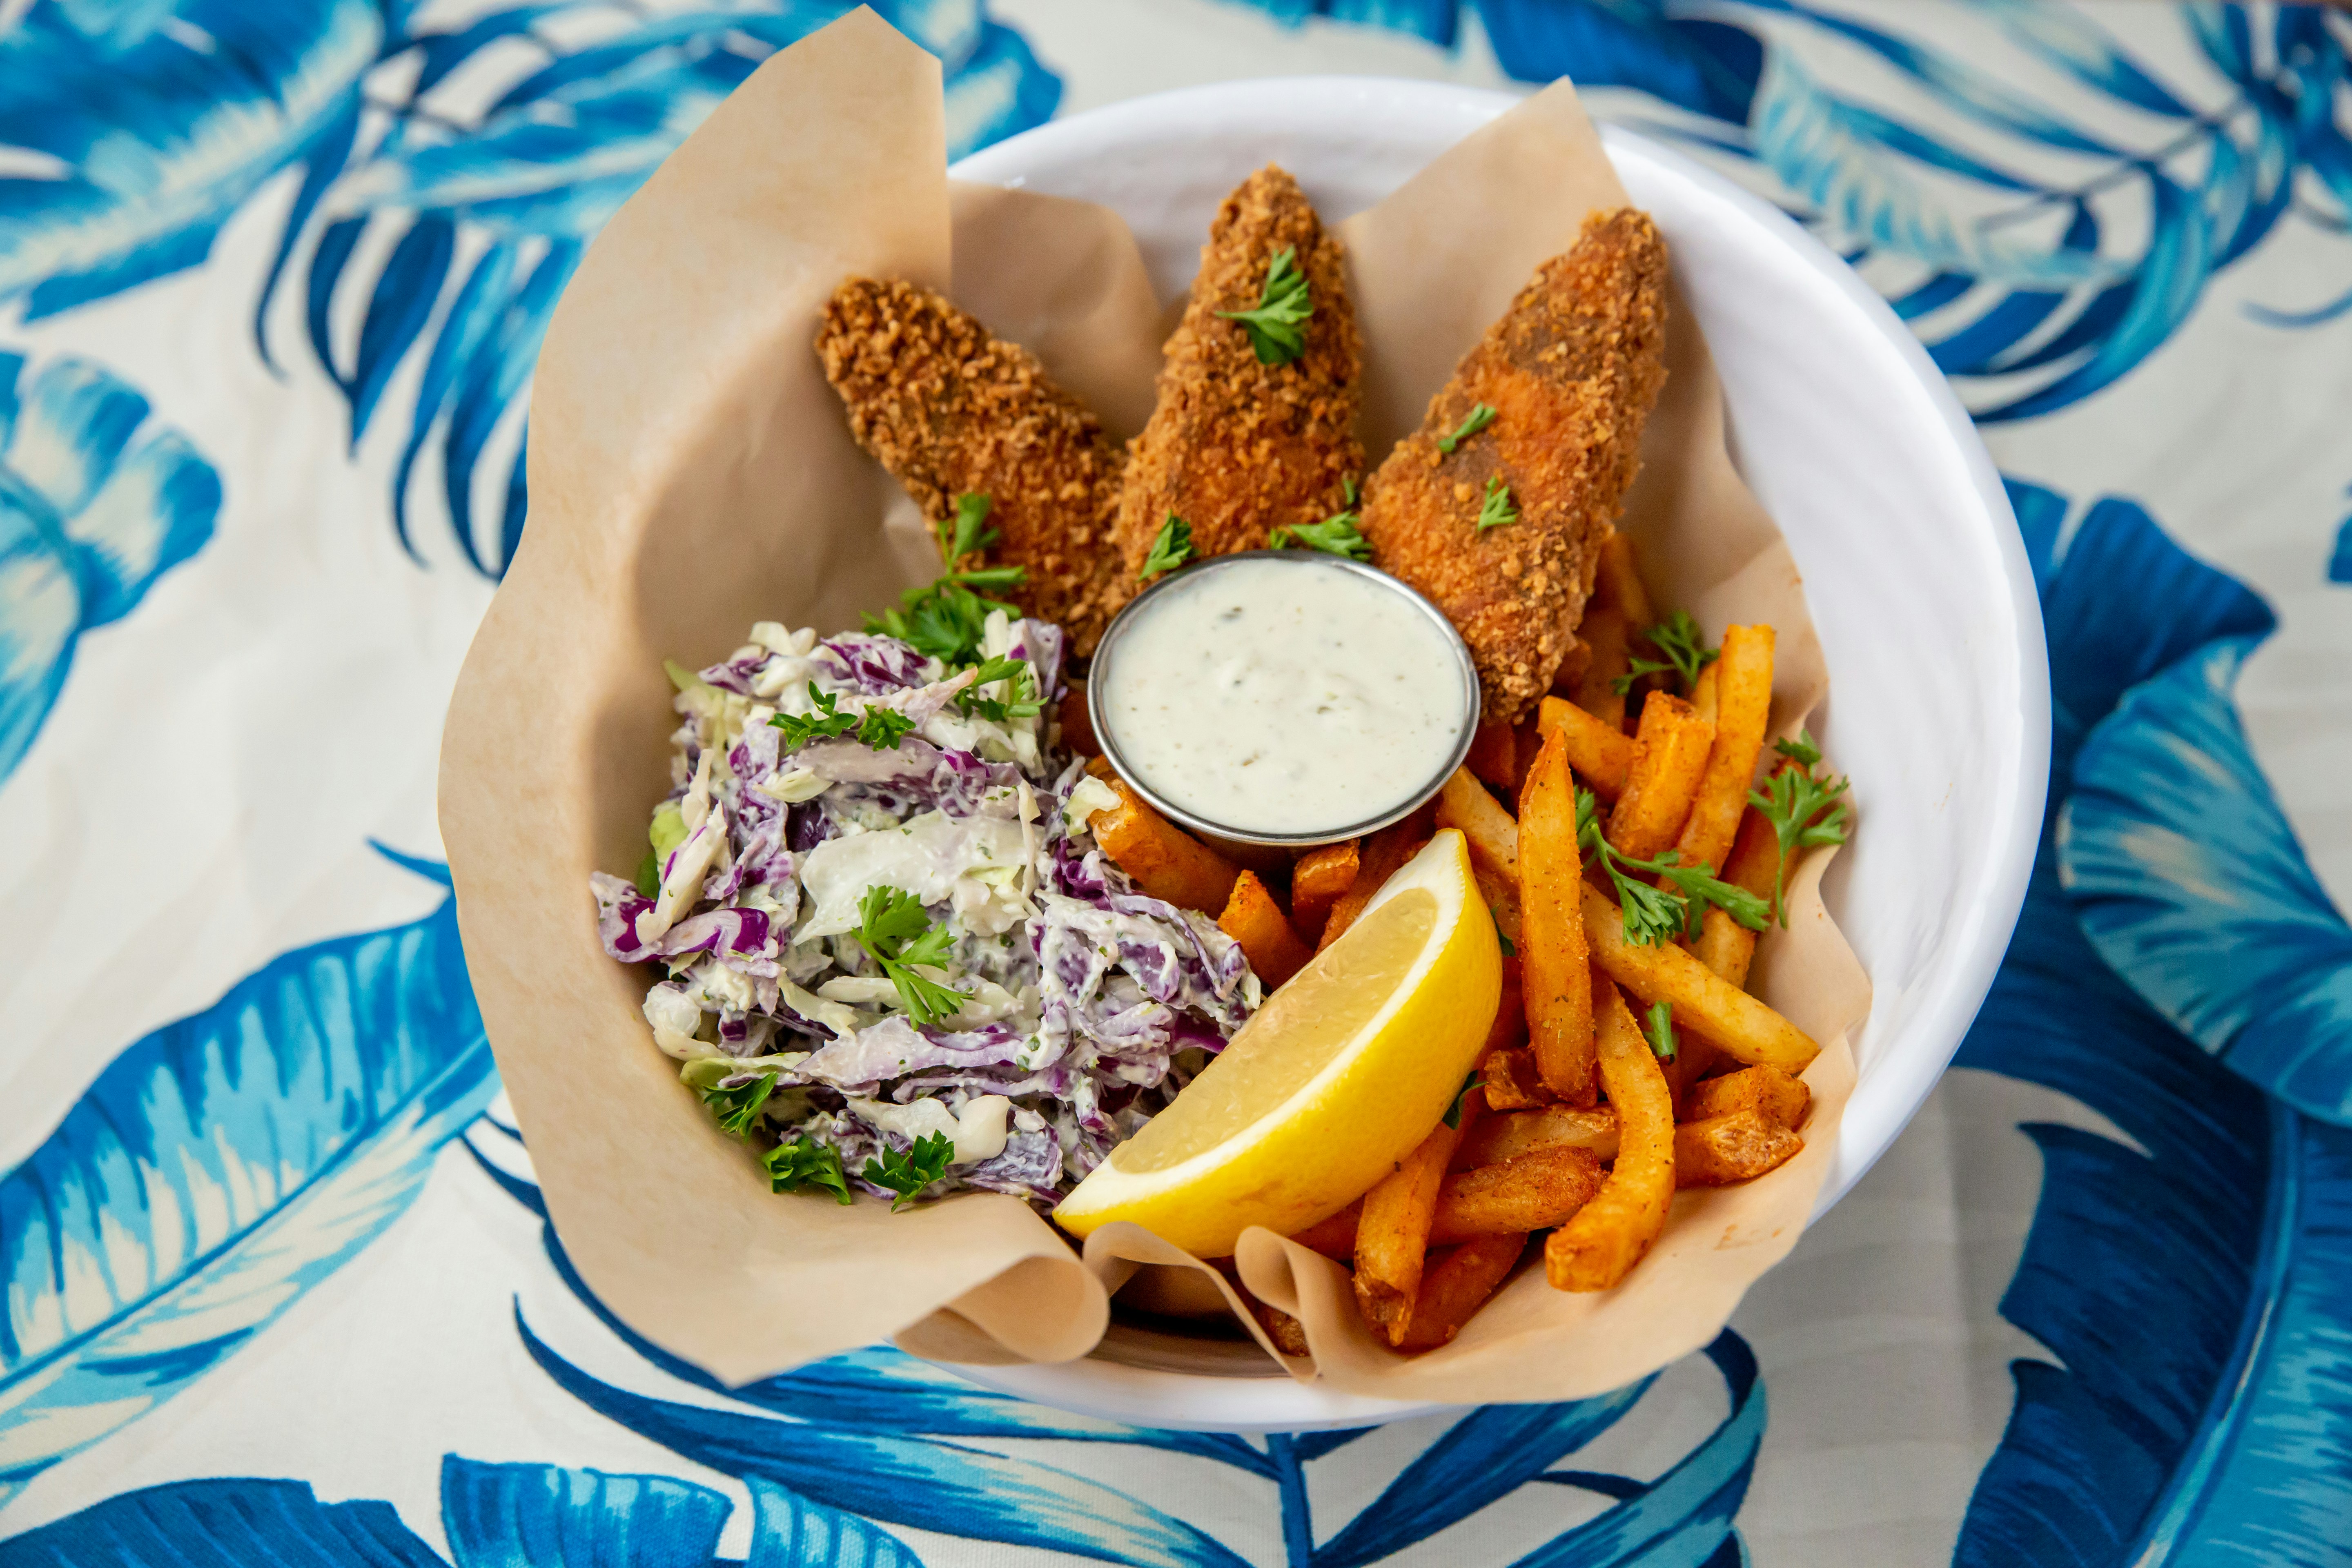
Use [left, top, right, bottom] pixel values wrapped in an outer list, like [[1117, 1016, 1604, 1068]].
[[1673, 626, 1775, 876], [1480, 1047, 1548, 1110], [1353, 1103, 1472, 1343], [1567, 603, 1630, 728], [1594, 532, 1656, 630], [1290, 840, 1360, 945], [1537, 694, 1633, 801], [1675, 1109, 1803, 1186], [1457, 1103, 1619, 1168], [1429, 1143, 1605, 1243], [1467, 720, 1521, 793], [1218, 870, 1312, 989], [1317, 816, 1428, 951], [1518, 732, 1596, 1106], [1397, 1234, 1529, 1350], [1690, 904, 1760, 987], [1688, 662, 1718, 724], [1683, 1064, 1810, 1129], [1546, 973, 1675, 1291], [1583, 882, 1820, 1073], [1438, 766, 1519, 880], [1474, 862, 1523, 953], [1259, 1302, 1312, 1357], [1488, 956, 1528, 1053], [1287, 1202, 1361, 1261], [1605, 691, 1715, 860], [1094, 779, 1240, 913]]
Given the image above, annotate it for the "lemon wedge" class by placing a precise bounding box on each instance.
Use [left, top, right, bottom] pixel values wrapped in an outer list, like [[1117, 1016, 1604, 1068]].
[[1055, 829, 1501, 1256]]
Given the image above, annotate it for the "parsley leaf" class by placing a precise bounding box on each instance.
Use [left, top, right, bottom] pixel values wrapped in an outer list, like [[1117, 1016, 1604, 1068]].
[[635, 849, 660, 899], [851, 884, 967, 1025], [1611, 610, 1719, 695], [698, 1072, 776, 1138], [1475, 476, 1519, 533], [1442, 1069, 1484, 1129], [956, 656, 1045, 722], [1749, 757, 1853, 926], [1774, 729, 1823, 768], [1576, 787, 1771, 946], [1342, 474, 1359, 506], [770, 684, 860, 746], [1268, 510, 1372, 561], [864, 1130, 956, 1211], [1437, 403, 1497, 454], [854, 706, 915, 750], [1644, 1000, 1678, 1063], [863, 576, 1025, 668], [766, 1135, 853, 1203], [1140, 514, 1194, 581], [1492, 906, 1517, 957], [1215, 245, 1312, 365], [940, 492, 1000, 563]]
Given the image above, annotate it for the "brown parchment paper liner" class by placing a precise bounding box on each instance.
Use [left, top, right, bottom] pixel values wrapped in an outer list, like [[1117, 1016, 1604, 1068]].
[[440, 8, 1871, 1403]]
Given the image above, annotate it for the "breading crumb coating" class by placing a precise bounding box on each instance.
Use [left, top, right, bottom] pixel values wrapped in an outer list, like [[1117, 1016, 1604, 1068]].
[[1360, 209, 1669, 724], [818, 278, 1130, 654], [1116, 165, 1365, 571]]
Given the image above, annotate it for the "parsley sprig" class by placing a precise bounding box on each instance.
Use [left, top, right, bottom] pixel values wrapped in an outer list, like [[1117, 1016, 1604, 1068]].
[[1750, 730, 1852, 925], [1475, 476, 1519, 533], [1216, 245, 1312, 365], [939, 492, 997, 563], [1442, 1069, 1484, 1129], [1612, 610, 1719, 696], [851, 884, 966, 1025], [1141, 514, 1194, 581], [865, 1131, 956, 1211], [769, 684, 916, 751], [955, 655, 1045, 722], [1644, 1000, 1678, 1063], [1438, 403, 1497, 454], [765, 1135, 852, 1203], [1269, 510, 1372, 561], [699, 1073, 776, 1138], [864, 491, 1029, 666], [1577, 788, 1771, 946]]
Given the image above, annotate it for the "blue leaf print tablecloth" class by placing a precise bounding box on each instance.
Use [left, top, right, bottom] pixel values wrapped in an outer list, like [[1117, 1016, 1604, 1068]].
[[2, 2, 2348, 1564]]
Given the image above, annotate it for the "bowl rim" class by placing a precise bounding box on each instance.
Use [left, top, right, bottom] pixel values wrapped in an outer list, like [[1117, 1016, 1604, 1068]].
[[944, 74, 2050, 1432]]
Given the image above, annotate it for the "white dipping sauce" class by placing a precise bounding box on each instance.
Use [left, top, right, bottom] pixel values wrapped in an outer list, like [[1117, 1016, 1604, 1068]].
[[1097, 557, 1471, 837]]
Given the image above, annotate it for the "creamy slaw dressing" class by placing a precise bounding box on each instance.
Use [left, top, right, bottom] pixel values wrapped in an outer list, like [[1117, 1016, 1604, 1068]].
[[1098, 558, 1470, 837]]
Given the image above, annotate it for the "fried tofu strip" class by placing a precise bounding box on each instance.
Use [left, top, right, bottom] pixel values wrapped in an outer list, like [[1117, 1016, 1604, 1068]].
[[1361, 209, 1670, 724], [818, 279, 1129, 653], [1117, 166, 1364, 570]]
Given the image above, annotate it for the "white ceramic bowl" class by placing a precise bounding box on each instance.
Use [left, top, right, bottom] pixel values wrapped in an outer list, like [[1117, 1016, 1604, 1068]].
[[948, 78, 2048, 1430]]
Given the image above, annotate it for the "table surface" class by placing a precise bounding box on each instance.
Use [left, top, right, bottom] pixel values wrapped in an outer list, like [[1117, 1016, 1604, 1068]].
[[2, 2, 2349, 1564]]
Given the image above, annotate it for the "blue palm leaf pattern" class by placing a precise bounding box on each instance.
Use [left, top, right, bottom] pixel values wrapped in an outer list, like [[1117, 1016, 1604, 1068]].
[[0, 350, 220, 786], [0, 847, 496, 1502], [1947, 481, 2352, 1564], [2063, 638, 2352, 1123], [274, 0, 1060, 577], [0, 0, 382, 319], [439, 1457, 729, 1568]]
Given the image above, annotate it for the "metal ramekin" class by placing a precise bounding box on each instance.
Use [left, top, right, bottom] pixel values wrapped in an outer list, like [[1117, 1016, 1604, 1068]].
[[1085, 550, 1481, 852]]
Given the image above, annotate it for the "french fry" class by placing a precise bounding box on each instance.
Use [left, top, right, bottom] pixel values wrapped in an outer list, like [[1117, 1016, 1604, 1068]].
[[1537, 695, 1633, 801], [1466, 720, 1520, 792], [1287, 1202, 1361, 1261], [1518, 732, 1596, 1106], [1583, 882, 1821, 1073], [1480, 1047, 1548, 1110], [1058, 683, 1101, 756], [1094, 778, 1240, 913], [1595, 532, 1656, 630], [1688, 662, 1718, 724], [1487, 956, 1528, 1053], [1567, 604, 1631, 729], [1208, 1257, 1314, 1357], [1675, 1109, 1803, 1186], [1722, 770, 1792, 899], [1682, 1065, 1811, 1129], [1458, 1103, 1619, 1168], [1317, 815, 1429, 951], [1605, 692, 1715, 860], [1290, 840, 1359, 946], [1474, 862, 1522, 953], [1438, 766, 1519, 880], [1662, 802, 1777, 1102], [1428, 1143, 1605, 1243], [1673, 626, 1775, 877], [1397, 1234, 1528, 1350], [1217, 870, 1312, 989], [1352, 1099, 1473, 1343], [1546, 973, 1675, 1291]]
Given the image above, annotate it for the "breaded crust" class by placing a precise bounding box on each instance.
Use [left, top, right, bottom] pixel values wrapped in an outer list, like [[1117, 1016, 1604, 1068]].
[[1360, 209, 1668, 724], [817, 278, 1129, 653], [1116, 166, 1364, 570]]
